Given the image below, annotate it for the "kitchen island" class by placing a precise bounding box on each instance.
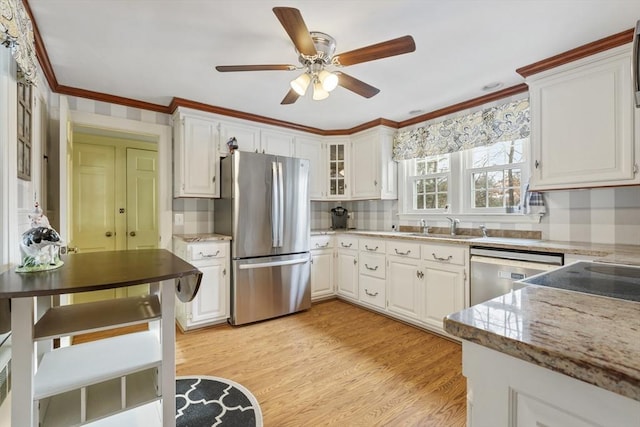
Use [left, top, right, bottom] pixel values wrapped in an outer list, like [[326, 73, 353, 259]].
[[444, 285, 640, 426], [0, 249, 201, 427]]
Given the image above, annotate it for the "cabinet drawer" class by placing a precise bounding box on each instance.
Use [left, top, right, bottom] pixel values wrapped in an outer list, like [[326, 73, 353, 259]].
[[422, 244, 467, 266], [359, 252, 386, 279], [359, 275, 386, 309], [386, 241, 421, 259], [359, 238, 386, 253], [311, 235, 333, 250], [336, 235, 358, 250], [188, 242, 227, 261]]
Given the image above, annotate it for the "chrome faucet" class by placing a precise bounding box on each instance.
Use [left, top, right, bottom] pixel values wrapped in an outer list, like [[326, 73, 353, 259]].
[[420, 218, 430, 235], [446, 217, 460, 236], [479, 224, 488, 238]]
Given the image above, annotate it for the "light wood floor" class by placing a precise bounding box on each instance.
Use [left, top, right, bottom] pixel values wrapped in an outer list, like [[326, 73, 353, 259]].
[[74, 299, 466, 426], [175, 299, 466, 426]]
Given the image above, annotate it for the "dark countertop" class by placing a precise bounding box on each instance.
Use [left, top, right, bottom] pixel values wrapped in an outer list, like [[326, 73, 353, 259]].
[[444, 286, 640, 401], [0, 249, 201, 298]]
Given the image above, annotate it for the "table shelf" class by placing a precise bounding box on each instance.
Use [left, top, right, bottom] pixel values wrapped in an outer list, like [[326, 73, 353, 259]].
[[34, 295, 162, 341]]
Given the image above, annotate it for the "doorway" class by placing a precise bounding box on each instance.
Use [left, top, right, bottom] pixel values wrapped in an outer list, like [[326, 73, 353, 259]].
[[70, 133, 158, 303]]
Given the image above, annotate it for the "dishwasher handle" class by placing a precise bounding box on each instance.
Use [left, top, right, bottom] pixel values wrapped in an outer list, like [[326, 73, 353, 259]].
[[470, 255, 561, 272]]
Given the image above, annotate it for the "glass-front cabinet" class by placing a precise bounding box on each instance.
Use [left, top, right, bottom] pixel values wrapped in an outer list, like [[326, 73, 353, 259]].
[[327, 138, 350, 199]]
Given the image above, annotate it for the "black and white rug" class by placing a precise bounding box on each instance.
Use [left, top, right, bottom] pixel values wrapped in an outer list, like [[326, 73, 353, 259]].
[[176, 376, 263, 427]]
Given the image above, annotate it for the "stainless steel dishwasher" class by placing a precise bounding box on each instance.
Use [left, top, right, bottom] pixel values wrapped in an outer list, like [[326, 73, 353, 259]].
[[470, 247, 564, 305]]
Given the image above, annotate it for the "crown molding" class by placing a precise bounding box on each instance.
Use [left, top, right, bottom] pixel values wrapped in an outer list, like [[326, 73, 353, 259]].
[[57, 85, 168, 113], [22, 0, 58, 90], [397, 83, 529, 128], [516, 28, 634, 78]]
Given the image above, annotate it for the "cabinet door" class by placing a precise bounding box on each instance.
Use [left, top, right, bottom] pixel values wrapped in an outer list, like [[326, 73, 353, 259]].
[[387, 256, 421, 320], [350, 133, 379, 199], [421, 262, 465, 331], [261, 129, 294, 156], [177, 116, 218, 197], [311, 249, 334, 299], [190, 261, 228, 324], [529, 48, 637, 190], [336, 249, 358, 299], [219, 121, 260, 155], [295, 136, 326, 199], [327, 140, 350, 199]]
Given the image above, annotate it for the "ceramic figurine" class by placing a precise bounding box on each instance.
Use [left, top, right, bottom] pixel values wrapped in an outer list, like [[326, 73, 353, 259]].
[[16, 202, 64, 272]]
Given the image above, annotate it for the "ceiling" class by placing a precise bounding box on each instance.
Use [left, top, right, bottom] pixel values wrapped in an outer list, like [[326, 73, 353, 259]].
[[28, 0, 640, 131]]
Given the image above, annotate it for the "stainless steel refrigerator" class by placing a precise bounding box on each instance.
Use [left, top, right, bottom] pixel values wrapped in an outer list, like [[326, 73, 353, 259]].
[[214, 151, 311, 325]]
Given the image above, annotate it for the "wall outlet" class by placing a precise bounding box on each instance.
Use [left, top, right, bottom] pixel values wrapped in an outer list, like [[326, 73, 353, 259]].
[[174, 213, 184, 226]]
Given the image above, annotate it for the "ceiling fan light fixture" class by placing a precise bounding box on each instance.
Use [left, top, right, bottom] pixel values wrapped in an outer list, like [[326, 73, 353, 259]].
[[290, 72, 311, 96], [319, 70, 338, 92], [312, 80, 329, 100]]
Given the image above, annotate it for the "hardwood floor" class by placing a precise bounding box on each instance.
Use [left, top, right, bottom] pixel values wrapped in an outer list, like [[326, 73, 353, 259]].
[[175, 300, 466, 426]]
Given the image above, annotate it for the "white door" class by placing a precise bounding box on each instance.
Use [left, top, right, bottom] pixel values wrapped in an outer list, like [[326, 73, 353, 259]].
[[336, 250, 358, 299], [181, 116, 217, 196], [387, 256, 421, 320], [219, 121, 260, 155], [191, 261, 228, 324], [422, 263, 465, 331], [295, 136, 326, 199], [311, 250, 334, 298], [260, 129, 293, 156], [350, 133, 379, 199]]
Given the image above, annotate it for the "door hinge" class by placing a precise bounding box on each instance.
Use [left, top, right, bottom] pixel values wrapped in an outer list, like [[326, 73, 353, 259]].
[[634, 163, 638, 175]]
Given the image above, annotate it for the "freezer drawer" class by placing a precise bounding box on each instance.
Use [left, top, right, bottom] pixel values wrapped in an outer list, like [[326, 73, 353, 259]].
[[231, 253, 311, 325]]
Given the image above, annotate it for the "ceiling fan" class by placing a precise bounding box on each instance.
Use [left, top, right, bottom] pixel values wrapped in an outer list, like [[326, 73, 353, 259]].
[[215, 7, 416, 104]]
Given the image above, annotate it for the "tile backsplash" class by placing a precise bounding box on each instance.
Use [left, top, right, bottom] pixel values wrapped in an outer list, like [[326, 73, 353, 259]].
[[173, 186, 640, 246]]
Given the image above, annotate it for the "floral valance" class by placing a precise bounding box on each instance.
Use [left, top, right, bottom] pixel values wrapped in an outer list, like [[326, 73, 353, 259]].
[[0, 0, 37, 83], [393, 98, 530, 160]]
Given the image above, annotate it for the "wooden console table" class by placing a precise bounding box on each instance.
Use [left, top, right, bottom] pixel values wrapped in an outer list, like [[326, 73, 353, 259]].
[[0, 249, 201, 426]]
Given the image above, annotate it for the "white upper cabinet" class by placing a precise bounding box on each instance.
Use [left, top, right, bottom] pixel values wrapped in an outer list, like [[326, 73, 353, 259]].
[[294, 135, 326, 200], [173, 112, 219, 198], [218, 120, 260, 156], [326, 137, 351, 199], [260, 129, 294, 156], [528, 44, 639, 190], [350, 127, 397, 200]]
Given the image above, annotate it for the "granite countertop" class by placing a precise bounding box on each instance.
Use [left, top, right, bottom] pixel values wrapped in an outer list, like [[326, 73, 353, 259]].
[[311, 229, 640, 260], [173, 233, 232, 242], [443, 286, 640, 401]]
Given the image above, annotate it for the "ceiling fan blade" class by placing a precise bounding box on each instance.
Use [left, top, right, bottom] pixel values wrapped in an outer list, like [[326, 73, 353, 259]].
[[336, 72, 380, 98], [215, 64, 296, 72], [281, 88, 300, 105], [334, 35, 416, 66], [273, 7, 317, 57]]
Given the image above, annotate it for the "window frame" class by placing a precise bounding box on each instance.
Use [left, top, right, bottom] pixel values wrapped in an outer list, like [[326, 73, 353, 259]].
[[398, 137, 531, 219], [404, 154, 452, 214]]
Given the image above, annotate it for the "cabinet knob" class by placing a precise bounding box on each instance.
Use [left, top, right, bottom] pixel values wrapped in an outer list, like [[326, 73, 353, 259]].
[[105, 231, 113, 237], [353, 259, 357, 265], [535, 160, 540, 169], [129, 231, 136, 237], [374, 180, 378, 186]]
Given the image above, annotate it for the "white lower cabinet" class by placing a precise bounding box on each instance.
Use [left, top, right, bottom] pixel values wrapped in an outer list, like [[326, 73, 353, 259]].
[[463, 341, 639, 427], [173, 239, 230, 330], [310, 235, 334, 300], [335, 236, 359, 300], [420, 262, 465, 331], [386, 255, 421, 320]]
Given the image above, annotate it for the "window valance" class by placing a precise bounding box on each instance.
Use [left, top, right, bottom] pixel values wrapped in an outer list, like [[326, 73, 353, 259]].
[[1, 0, 37, 83], [393, 98, 530, 160]]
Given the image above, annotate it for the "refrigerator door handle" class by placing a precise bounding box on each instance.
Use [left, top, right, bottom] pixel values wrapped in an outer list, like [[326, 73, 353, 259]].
[[271, 161, 279, 247], [277, 161, 284, 248], [238, 257, 309, 270]]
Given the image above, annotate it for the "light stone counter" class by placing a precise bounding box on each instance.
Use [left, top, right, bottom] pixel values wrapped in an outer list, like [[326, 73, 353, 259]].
[[444, 286, 640, 401], [312, 229, 640, 259], [172, 233, 232, 243]]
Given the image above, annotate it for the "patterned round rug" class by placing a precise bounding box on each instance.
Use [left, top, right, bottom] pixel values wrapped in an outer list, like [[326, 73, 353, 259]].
[[176, 376, 263, 427]]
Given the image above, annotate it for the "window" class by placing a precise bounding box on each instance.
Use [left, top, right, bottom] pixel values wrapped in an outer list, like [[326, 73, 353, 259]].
[[400, 138, 529, 216], [465, 139, 527, 213], [17, 69, 32, 181], [408, 154, 450, 212]]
